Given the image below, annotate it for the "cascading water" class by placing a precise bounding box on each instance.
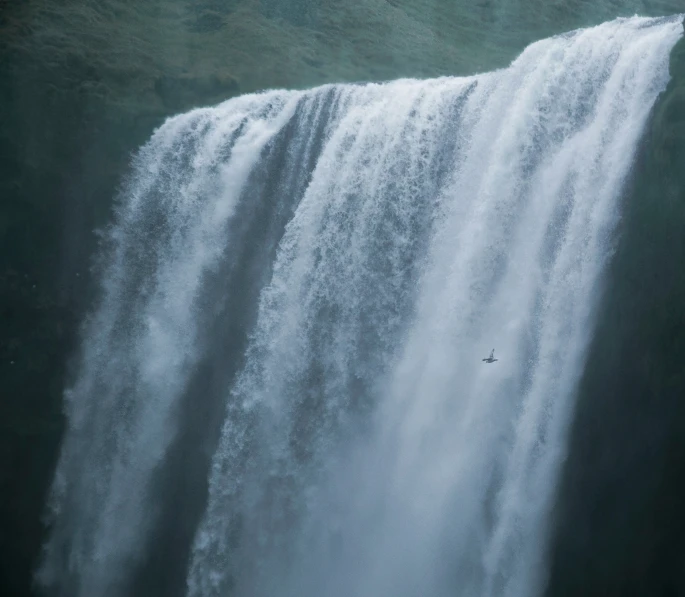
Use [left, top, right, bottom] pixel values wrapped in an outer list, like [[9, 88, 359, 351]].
[[38, 15, 683, 597]]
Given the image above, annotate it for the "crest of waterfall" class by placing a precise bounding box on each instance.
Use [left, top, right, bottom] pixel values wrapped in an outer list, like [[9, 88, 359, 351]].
[[38, 15, 683, 597]]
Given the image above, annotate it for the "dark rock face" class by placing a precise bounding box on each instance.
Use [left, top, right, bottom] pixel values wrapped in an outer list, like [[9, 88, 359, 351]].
[[546, 31, 685, 597]]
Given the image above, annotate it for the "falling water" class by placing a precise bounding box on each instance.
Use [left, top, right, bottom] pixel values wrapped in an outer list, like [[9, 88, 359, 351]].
[[38, 15, 683, 597]]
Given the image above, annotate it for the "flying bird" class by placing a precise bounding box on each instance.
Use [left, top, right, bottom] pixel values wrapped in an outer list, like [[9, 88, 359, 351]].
[[482, 349, 498, 363]]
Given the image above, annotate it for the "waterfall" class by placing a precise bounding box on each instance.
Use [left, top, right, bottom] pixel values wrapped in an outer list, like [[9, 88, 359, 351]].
[[38, 15, 683, 597]]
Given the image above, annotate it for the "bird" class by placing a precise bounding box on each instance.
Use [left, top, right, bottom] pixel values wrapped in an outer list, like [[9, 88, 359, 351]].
[[482, 349, 498, 363]]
